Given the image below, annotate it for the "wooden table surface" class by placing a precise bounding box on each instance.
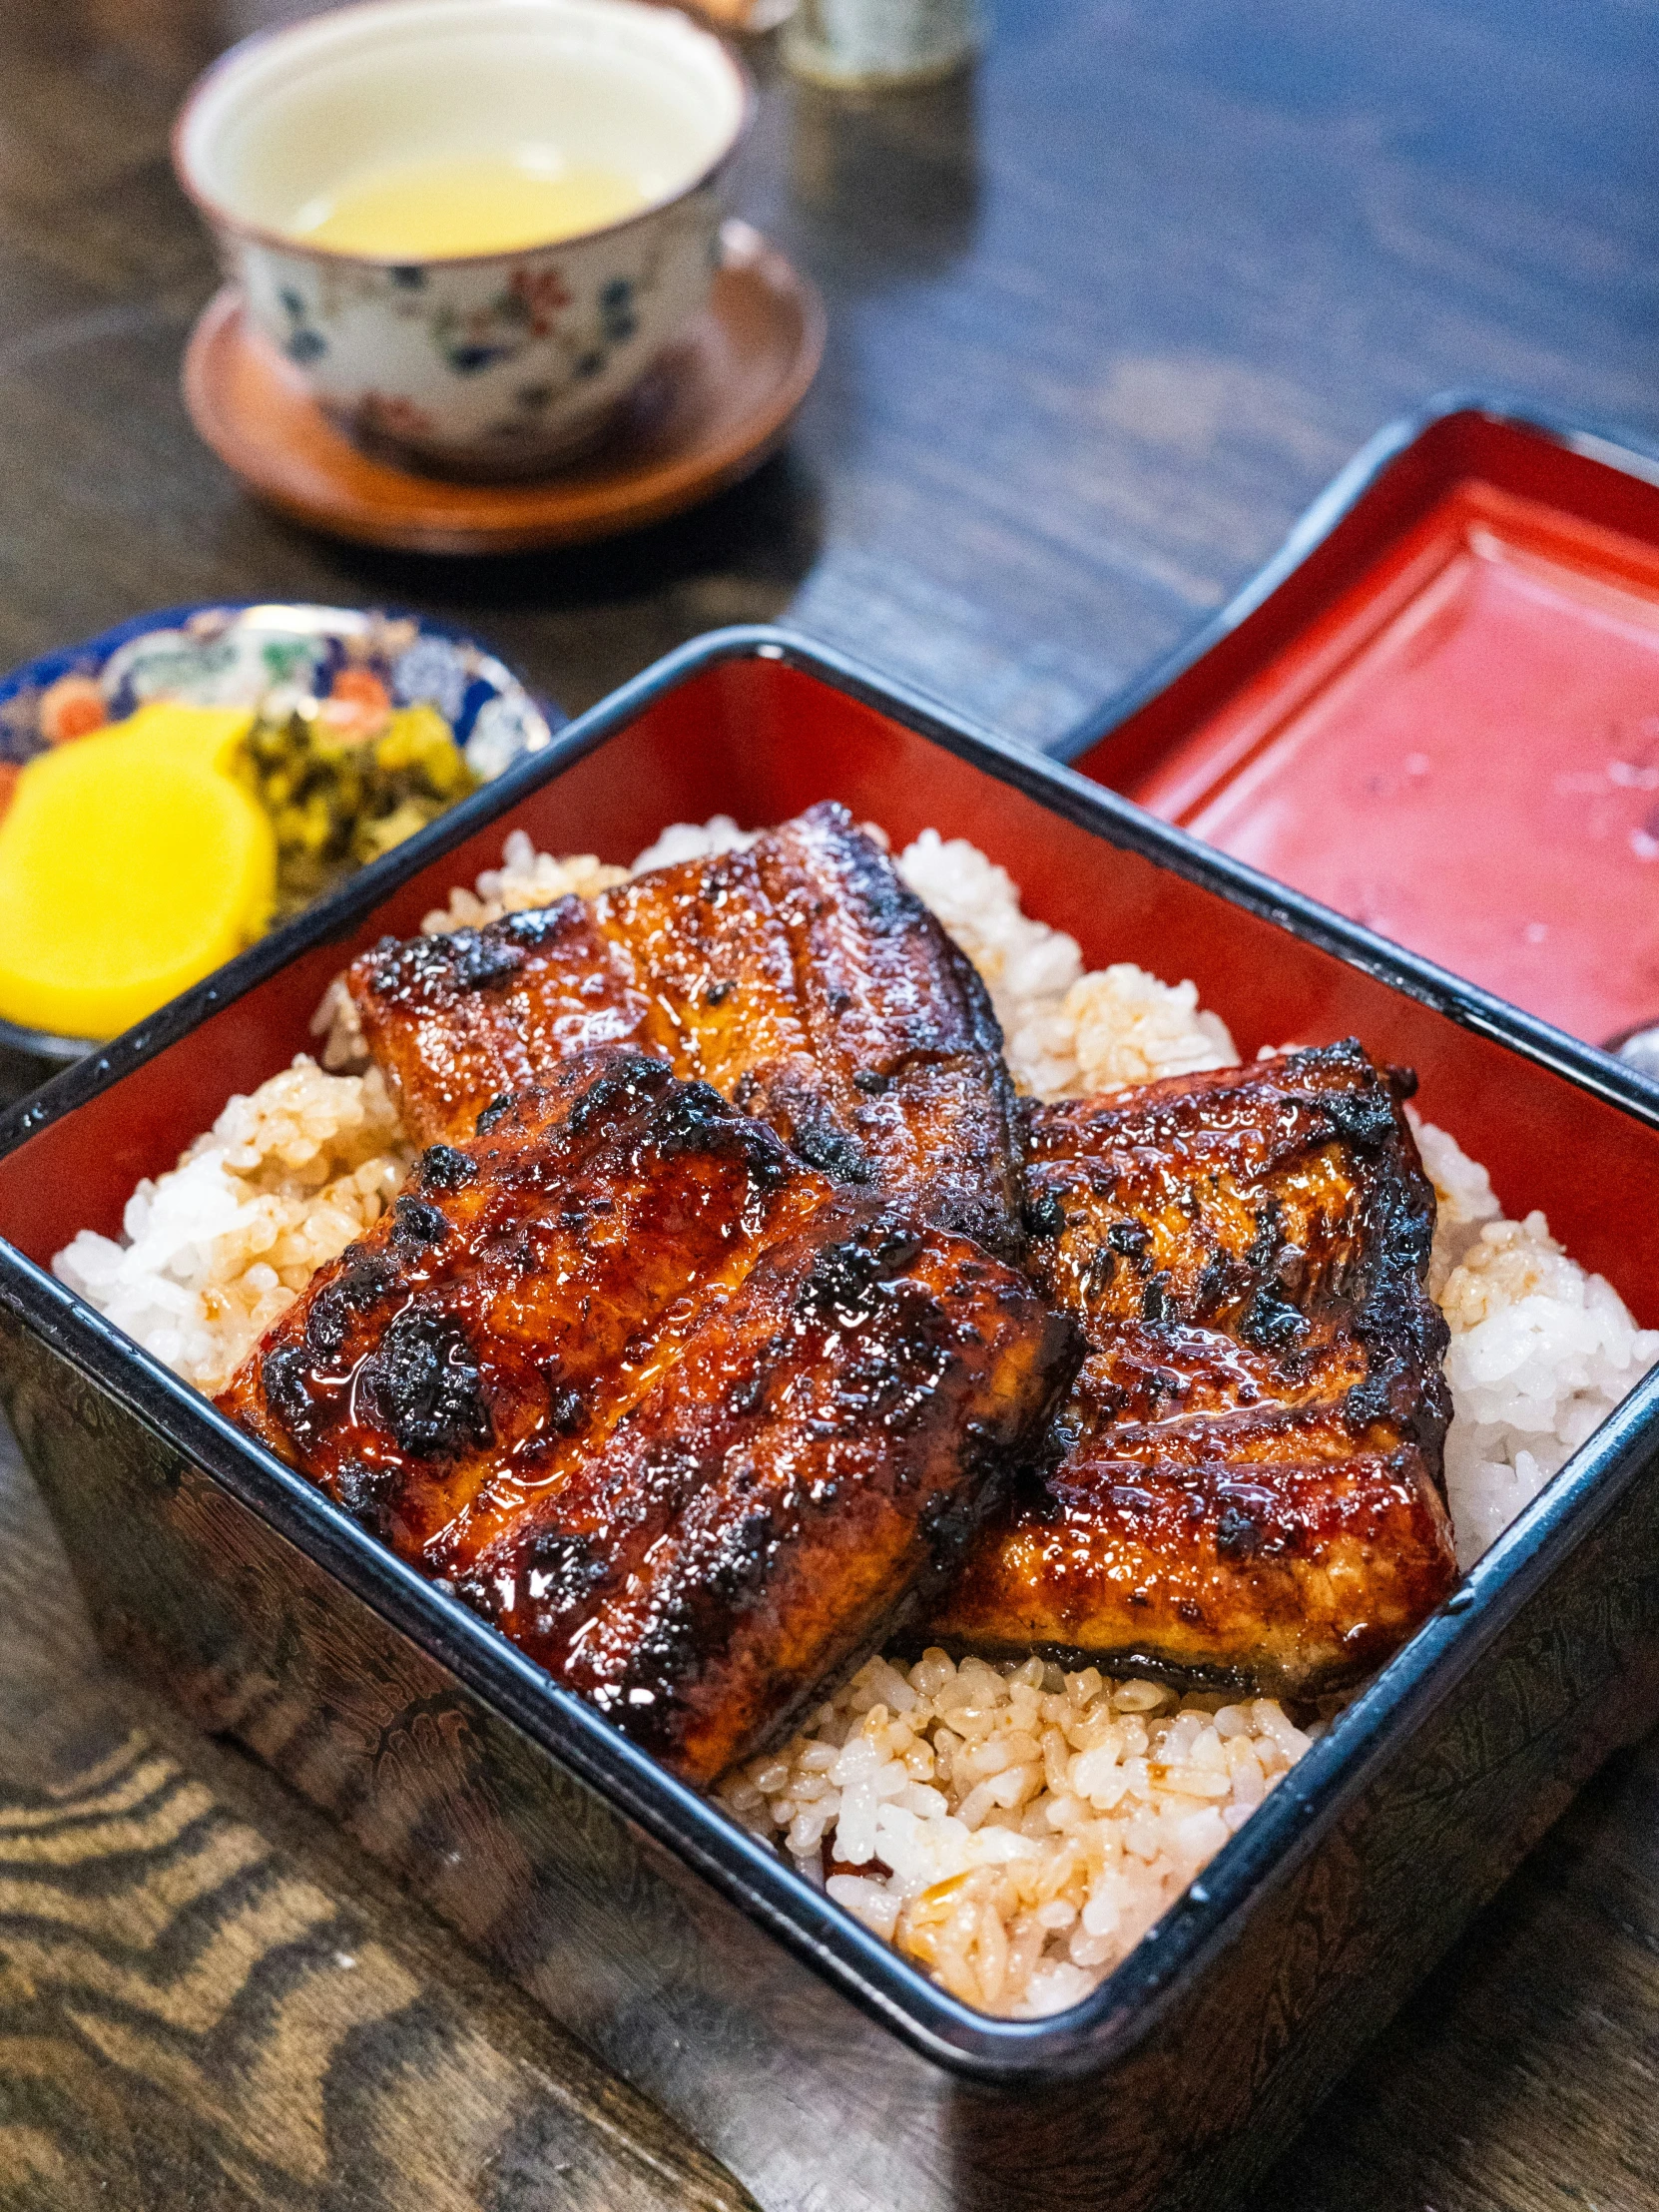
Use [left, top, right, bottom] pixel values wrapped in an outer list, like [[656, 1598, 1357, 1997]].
[[4, 2, 1659, 2205]]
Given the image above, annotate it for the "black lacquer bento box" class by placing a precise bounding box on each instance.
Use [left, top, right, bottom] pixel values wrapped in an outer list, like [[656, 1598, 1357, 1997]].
[[3, 631, 1659, 2212]]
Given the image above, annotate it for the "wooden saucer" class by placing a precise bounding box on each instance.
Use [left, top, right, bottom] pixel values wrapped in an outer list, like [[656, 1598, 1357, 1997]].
[[182, 223, 826, 555]]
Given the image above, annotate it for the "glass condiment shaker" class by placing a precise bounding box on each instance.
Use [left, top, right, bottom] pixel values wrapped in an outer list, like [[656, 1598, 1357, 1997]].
[[783, 0, 985, 88]]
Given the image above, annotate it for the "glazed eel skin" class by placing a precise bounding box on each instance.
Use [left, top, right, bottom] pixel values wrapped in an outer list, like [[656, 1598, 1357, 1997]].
[[345, 801, 1022, 1261], [219, 1049, 1079, 1784], [929, 1042, 1456, 1694]]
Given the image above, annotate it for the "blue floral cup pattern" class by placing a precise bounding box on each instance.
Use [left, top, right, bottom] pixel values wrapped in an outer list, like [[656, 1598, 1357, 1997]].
[[235, 183, 725, 477]]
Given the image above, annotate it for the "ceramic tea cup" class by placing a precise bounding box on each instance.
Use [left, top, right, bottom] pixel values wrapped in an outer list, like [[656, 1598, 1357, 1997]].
[[173, 0, 753, 478]]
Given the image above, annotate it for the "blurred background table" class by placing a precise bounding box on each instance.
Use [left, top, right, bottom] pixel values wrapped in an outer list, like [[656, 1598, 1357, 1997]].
[[3, 2, 1659, 2206]]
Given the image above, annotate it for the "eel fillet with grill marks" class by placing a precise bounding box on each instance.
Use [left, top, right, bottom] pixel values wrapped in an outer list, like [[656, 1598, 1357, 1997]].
[[219, 1048, 1080, 1783], [928, 1042, 1456, 1693], [345, 802, 1022, 1260]]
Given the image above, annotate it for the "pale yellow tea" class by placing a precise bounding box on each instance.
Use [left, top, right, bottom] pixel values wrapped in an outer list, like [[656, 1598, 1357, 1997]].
[[293, 154, 649, 259]]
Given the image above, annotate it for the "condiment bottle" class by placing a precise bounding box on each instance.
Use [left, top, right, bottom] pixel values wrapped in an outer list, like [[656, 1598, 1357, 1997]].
[[783, 0, 984, 88]]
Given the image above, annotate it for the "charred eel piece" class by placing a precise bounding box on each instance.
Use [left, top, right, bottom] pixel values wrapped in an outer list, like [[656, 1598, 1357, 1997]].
[[929, 1043, 1456, 1694], [346, 803, 1022, 1261], [221, 1048, 1079, 1782]]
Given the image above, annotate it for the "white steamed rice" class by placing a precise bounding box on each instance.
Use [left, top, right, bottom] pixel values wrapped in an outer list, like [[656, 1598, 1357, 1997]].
[[1414, 1116, 1659, 1567], [896, 829, 1238, 1097], [50, 816, 1659, 2016]]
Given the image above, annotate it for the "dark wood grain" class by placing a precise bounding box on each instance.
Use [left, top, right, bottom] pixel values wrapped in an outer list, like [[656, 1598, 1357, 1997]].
[[4, 0, 1659, 2205]]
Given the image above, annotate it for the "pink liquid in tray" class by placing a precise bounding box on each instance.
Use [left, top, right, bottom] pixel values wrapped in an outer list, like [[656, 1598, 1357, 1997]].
[[1132, 485, 1659, 1049]]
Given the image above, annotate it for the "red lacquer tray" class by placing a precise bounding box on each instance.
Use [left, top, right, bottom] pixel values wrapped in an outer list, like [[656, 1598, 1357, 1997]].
[[1062, 397, 1659, 1056]]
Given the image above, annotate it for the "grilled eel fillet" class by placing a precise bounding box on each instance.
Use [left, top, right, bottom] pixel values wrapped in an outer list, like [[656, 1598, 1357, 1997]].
[[219, 1049, 1079, 1784], [928, 1042, 1456, 1694], [345, 801, 1022, 1260]]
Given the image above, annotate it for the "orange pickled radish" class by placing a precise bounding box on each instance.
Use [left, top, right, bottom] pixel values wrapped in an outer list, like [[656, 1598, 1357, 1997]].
[[0, 702, 275, 1040]]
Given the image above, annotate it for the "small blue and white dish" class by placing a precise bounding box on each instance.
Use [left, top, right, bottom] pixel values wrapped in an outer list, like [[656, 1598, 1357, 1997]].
[[0, 601, 563, 1066]]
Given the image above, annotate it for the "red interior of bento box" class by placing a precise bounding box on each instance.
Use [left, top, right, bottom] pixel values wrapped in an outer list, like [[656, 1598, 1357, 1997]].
[[3, 652, 1657, 1329], [1070, 410, 1659, 1057]]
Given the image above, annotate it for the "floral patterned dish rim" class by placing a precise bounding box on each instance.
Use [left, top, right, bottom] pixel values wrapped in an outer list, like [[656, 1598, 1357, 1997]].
[[0, 599, 564, 1062]]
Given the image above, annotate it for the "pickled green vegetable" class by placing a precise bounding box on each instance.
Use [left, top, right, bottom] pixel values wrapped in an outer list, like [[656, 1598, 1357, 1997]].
[[236, 702, 477, 917]]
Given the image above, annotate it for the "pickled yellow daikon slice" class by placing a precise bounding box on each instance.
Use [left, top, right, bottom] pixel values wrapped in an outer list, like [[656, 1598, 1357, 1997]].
[[0, 703, 275, 1039]]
